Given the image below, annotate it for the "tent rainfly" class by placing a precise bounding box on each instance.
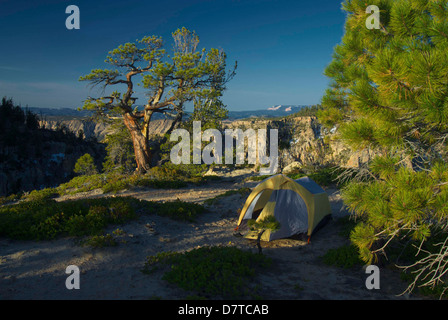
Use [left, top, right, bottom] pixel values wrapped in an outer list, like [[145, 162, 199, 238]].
[[236, 174, 332, 242]]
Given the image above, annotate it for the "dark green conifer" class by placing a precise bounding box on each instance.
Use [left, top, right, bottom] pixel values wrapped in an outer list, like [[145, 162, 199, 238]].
[[319, 0, 448, 295]]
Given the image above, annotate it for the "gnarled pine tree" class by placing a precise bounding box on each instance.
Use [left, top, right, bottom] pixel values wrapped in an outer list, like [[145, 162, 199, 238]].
[[319, 0, 448, 296], [80, 28, 236, 173]]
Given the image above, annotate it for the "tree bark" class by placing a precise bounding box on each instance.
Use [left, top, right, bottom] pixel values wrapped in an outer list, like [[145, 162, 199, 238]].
[[123, 113, 151, 173]]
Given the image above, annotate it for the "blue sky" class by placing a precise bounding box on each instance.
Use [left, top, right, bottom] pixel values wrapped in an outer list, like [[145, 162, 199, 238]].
[[0, 0, 347, 111]]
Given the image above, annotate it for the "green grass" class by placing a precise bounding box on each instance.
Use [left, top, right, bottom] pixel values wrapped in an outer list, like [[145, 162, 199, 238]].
[[142, 246, 272, 299]]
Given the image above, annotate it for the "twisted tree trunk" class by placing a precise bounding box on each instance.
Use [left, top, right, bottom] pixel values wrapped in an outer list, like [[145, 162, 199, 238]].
[[123, 113, 151, 173]]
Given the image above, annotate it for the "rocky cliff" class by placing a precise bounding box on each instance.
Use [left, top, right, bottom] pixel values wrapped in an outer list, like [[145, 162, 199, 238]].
[[39, 116, 363, 172], [221, 116, 365, 172], [1, 113, 365, 196], [39, 119, 110, 141], [39, 118, 173, 142], [0, 120, 105, 197]]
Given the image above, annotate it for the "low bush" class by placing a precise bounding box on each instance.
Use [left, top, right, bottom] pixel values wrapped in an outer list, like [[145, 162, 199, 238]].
[[55, 172, 191, 197], [64, 212, 107, 237], [142, 251, 181, 274], [143, 246, 272, 298], [74, 153, 98, 176], [25, 187, 59, 201], [56, 174, 105, 195], [101, 178, 133, 194], [0, 196, 205, 241], [81, 234, 118, 248], [322, 244, 364, 269], [0, 193, 21, 205], [153, 200, 205, 222], [0, 197, 140, 240]]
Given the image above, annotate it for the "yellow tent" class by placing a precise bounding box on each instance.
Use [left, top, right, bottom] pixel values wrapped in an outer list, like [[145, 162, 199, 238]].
[[236, 174, 332, 242]]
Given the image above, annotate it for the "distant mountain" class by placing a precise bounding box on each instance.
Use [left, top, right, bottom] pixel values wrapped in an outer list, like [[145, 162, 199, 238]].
[[28, 106, 167, 121], [29, 107, 92, 119], [29, 105, 310, 121], [227, 105, 309, 120]]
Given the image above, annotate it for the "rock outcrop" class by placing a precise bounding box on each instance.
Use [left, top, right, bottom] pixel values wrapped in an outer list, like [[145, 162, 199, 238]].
[[43, 116, 361, 171], [0, 121, 105, 197], [221, 116, 359, 172], [39, 118, 173, 142], [2, 113, 363, 197]]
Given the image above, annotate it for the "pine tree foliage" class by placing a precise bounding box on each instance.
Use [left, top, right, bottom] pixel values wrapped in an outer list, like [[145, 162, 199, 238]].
[[185, 97, 229, 131], [320, 0, 448, 156], [102, 121, 136, 173], [79, 27, 236, 172], [319, 0, 448, 296], [74, 153, 98, 176]]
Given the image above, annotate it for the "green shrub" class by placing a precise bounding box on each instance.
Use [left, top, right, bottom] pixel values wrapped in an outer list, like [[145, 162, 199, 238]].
[[141, 251, 181, 274], [74, 153, 98, 176], [64, 212, 106, 237], [82, 234, 118, 248], [57, 171, 194, 197], [25, 187, 59, 201], [154, 200, 205, 222], [104, 199, 137, 223], [101, 179, 131, 194], [144, 246, 272, 298], [102, 121, 136, 174], [30, 212, 66, 240], [57, 174, 105, 194], [0, 199, 60, 240], [322, 244, 364, 269], [0, 197, 141, 240], [0, 193, 21, 205], [0, 196, 204, 241]]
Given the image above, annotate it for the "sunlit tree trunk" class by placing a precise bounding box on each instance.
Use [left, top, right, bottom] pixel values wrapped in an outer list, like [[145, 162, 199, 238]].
[[123, 113, 151, 173]]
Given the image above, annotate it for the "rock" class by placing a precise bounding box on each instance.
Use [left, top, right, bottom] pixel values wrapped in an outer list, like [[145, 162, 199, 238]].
[[282, 161, 302, 174], [203, 167, 218, 176]]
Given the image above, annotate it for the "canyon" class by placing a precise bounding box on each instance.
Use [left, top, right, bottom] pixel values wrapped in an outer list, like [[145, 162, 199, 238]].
[[1, 112, 366, 197]]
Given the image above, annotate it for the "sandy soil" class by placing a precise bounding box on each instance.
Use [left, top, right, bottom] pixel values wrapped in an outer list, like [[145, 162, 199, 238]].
[[0, 176, 415, 300]]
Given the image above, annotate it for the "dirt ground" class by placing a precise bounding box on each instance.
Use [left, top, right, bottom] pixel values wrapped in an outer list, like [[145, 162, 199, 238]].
[[0, 176, 416, 300]]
